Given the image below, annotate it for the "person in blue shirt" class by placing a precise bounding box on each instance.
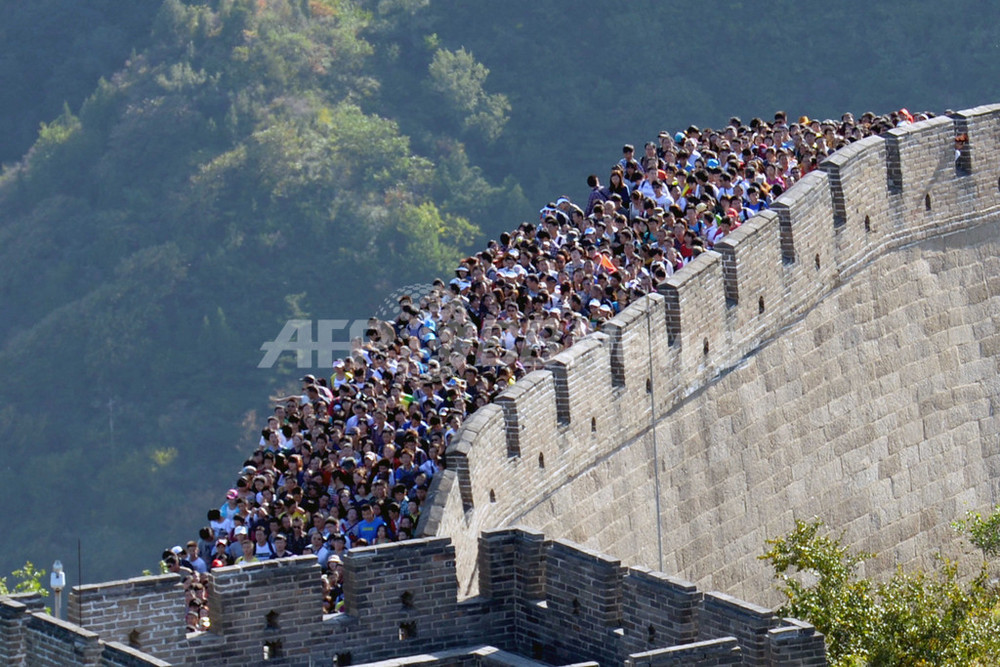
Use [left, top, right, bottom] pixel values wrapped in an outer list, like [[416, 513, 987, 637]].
[[351, 503, 385, 544]]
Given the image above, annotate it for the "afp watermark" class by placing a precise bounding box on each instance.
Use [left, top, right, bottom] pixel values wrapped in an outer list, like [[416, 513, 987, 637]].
[[257, 319, 363, 369], [257, 283, 434, 369]]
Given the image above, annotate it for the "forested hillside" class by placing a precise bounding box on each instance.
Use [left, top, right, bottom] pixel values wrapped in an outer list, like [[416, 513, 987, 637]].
[[1, 0, 999, 585], [0, 0, 523, 583], [0, 0, 163, 164]]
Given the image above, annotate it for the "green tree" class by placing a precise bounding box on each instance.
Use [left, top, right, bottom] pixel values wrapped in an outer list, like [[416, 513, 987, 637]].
[[0, 0, 161, 164], [428, 47, 510, 144], [0, 562, 48, 597], [762, 519, 877, 662], [762, 519, 1000, 666], [953, 505, 1000, 559], [0, 0, 495, 587]]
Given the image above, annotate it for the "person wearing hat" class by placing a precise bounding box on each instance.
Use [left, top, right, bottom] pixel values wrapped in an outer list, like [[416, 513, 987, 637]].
[[594, 302, 614, 321], [210, 537, 233, 568], [219, 488, 241, 520], [326, 553, 345, 604], [227, 524, 249, 560], [330, 359, 352, 390], [185, 608, 202, 633]]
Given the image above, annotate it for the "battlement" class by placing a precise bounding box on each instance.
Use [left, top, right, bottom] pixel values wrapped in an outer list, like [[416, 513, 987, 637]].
[[427, 103, 1000, 599], [0, 593, 171, 667], [10, 103, 1000, 667], [0, 529, 824, 666]]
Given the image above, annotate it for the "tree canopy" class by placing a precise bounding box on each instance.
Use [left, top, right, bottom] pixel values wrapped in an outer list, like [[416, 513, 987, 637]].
[[0, 0, 522, 584], [762, 517, 1000, 666]]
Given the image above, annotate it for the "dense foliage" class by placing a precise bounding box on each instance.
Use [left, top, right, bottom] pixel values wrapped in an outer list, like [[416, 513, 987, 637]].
[[0, 0, 522, 584], [762, 518, 1000, 665], [953, 506, 1000, 559], [0, 562, 48, 598], [0, 0, 162, 164], [2, 0, 1000, 586]]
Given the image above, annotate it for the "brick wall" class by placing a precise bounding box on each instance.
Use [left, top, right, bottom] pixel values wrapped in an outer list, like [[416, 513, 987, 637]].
[[4, 530, 821, 665], [24, 613, 102, 666], [341, 537, 461, 654], [627, 638, 742, 667], [698, 593, 776, 663], [472, 530, 825, 666], [0, 598, 31, 665], [621, 567, 700, 652], [537, 539, 624, 665], [68, 574, 186, 663], [767, 619, 827, 667], [16, 101, 1000, 666], [101, 642, 172, 666], [425, 103, 1000, 608]]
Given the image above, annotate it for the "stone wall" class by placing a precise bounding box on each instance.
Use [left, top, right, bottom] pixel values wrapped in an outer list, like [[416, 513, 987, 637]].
[[426, 103, 1000, 603], [68, 574, 187, 663], [0, 530, 826, 665], [0, 595, 169, 667], [471, 528, 824, 667], [12, 102, 1000, 665]]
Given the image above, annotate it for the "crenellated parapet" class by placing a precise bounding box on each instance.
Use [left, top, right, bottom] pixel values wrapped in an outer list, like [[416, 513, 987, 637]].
[[0, 529, 826, 666], [424, 103, 1000, 600], [10, 102, 1000, 667]]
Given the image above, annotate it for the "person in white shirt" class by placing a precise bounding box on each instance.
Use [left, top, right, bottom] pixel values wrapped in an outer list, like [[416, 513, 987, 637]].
[[185, 541, 208, 574], [707, 218, 732, 247], [651, 180, 674, 210]]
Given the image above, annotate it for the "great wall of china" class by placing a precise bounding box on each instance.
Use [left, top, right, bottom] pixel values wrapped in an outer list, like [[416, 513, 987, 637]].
[[423, 104, 1000, 605], [5, 103, 1000, 665]]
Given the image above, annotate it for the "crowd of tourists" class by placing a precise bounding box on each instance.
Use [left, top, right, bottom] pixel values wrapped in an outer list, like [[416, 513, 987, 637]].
[[163, 107, 936, 626]]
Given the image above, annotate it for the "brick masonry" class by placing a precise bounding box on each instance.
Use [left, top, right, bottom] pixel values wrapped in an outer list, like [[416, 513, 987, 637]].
[[429, 103, 1000, 607], [68, 574, 187, 663], [10, 102, 1000, 666], [0, 531, 826, 665]]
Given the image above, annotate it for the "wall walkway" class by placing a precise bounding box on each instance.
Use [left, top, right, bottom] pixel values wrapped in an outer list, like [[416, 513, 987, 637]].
[[424, 104, 1000, 603]]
